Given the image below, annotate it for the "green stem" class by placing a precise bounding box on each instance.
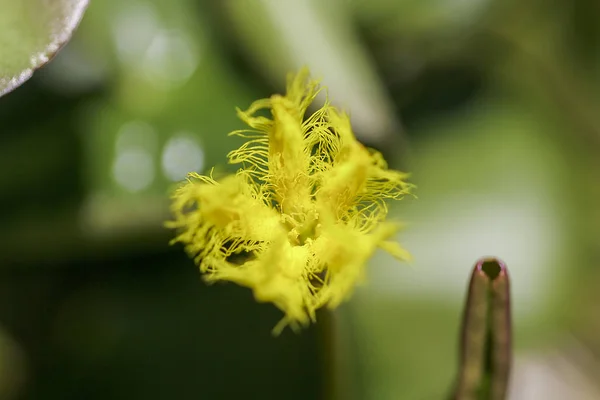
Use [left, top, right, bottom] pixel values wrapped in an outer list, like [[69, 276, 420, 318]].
[[453, 258, 512, 400], [319, 309, 337, 400]]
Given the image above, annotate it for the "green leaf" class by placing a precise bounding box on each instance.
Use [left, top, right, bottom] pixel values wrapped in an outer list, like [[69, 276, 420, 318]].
[[0, 0, 88, 97]]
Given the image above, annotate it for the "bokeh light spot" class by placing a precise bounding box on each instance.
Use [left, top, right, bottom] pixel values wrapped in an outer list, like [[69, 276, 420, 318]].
[[161, 134, 204, 181]]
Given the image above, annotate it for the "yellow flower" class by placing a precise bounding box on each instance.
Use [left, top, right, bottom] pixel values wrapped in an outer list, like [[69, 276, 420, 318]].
[[168, 68, 413, 334]]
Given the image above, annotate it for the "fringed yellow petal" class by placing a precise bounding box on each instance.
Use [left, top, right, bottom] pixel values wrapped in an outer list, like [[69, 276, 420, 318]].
[[168, 67, 414, 334], [379, 240, 413, 262], [168, 173, 283, 274], [312, 220, 400, 309]]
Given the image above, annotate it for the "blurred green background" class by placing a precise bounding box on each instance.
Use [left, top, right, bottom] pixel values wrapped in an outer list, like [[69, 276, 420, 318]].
[[2, 0, 600, 399]]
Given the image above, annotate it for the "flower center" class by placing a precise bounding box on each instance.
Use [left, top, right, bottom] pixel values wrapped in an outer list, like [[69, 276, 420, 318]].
[[282, 212, 320, 246]]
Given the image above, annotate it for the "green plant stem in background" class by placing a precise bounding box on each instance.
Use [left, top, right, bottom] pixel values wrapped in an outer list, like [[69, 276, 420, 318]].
[[452, 258, 512, 400], [318, 309, 336, 400]]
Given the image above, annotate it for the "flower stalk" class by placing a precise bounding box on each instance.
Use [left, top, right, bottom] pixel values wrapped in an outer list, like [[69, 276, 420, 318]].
[[452, 257, 512, 400]]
